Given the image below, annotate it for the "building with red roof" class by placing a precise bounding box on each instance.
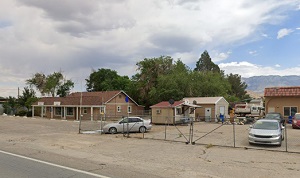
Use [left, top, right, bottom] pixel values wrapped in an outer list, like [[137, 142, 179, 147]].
[[264, 86, 300, 118], [32, 90, 144, 120]]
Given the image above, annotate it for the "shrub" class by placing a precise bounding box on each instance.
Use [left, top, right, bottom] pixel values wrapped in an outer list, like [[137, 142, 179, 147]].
[[16, 110, 27, 116]]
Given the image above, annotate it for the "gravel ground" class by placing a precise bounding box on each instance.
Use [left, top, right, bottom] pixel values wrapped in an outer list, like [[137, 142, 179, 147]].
[[0, 115, 299, 178]]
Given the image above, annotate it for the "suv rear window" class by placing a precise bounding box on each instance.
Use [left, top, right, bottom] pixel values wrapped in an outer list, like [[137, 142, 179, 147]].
[[294, 114, 300, 120]]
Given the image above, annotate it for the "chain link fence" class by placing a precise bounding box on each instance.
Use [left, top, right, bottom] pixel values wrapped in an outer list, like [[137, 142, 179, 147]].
[[80, 115, 299, 153]]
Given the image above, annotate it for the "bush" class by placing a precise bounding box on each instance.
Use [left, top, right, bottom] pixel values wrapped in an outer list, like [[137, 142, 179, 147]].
[[16, 110, 27, 116], [26, 111, 32, 117]]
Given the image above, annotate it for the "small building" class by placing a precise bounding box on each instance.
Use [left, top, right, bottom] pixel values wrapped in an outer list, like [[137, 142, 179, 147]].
[[150, 100, 200, 124], [183, 97, 229, 122], [31, 90, 144, 120], [264, 86, 300, 119]]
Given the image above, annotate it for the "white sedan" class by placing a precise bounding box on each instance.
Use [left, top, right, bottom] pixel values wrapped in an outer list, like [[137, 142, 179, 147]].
[[103, 117, 152, 134], [248, 119, 284, 146]]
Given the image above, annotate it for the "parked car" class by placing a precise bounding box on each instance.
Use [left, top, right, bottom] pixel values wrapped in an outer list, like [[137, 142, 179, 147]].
[[292, 113, 300, 129], [248, 119, 284, 146], [103, 117, 152, 134], [264, 112, 285, 126]]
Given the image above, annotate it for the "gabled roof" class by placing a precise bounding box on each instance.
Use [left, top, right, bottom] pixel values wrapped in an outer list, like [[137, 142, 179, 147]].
[[150, 101, 184, 108], [264, 86, 300, 97], [183, 97, 228, 105], [33, 90, 141, 106]]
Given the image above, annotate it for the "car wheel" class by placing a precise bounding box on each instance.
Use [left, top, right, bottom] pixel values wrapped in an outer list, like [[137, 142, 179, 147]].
[[109, 127, 117, 134], [139, 126, 146, 133], [278, 140, 282, 147]]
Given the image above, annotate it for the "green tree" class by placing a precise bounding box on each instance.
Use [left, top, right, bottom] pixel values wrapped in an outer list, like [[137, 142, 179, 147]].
[[18, 87, 38, 110], [26, 71, 74, 97], [2, 96, 17, 115], [226, 73, 249, 101], [85, 68, 131, 92], [57, 80, 74, 97], [134, 56, 173, 107], [194, 50, 220, 73], [148, 60, 190, 104]]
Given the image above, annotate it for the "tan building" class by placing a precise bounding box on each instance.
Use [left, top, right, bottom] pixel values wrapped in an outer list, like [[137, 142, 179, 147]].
[[150, 101, 199, 124], [32, 90, 144, 120], [183, 97, 229, 122], [264, 86, 300, 119]]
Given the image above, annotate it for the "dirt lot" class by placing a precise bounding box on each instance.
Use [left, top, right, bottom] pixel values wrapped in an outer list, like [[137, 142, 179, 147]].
[[0, 115, 299, 178]]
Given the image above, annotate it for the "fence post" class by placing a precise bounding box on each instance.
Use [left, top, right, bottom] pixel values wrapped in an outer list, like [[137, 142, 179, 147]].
[[164, 117, 167, 140], [285, 123, 288, 152], [233, 121, 236, 148]]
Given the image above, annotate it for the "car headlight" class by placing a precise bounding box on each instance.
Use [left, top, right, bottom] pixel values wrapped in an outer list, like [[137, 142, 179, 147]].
[[272, 134, 281, 138], [249, 133, 254, 137]]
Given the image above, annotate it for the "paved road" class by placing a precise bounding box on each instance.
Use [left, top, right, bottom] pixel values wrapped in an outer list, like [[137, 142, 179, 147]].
[[0, 150, 110, 178]]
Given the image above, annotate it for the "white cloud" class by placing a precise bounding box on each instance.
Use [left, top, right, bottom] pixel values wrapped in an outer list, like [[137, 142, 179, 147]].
[[1, 0, 300, 97], [277, 28, 294, 39], [275, 64, 281, 67], [212, 51, 232, 62], [261, 33, 269, 38], [219, 61, 300, 78], [249, 50, 258, 56]]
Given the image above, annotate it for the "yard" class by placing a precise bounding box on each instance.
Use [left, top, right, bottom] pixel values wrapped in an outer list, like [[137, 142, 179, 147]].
[[0, 115, 299, 178]]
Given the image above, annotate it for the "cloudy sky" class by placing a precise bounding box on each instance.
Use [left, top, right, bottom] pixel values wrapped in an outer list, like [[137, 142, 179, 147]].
[[1, 0, 300, 97]]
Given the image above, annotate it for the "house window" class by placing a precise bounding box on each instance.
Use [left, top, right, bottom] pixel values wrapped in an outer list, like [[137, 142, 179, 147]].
[[176, 108, 181, 115], [67, 107, 74, 116], [55, 107, 62, 116], [100, 107, 105, 114], [128, 106, 132, 113], [283, 107, 297, 117], [117, 106, 121, 112], [83, 107, 87, 114], [156, 109, 161, 114]]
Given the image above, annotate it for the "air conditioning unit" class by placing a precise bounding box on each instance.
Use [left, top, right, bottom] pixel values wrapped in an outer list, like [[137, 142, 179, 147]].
[[184, 99, 189, 104]]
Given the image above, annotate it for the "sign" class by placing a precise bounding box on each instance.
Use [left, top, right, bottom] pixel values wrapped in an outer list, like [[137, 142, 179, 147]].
[[125, 96, 129, 103]]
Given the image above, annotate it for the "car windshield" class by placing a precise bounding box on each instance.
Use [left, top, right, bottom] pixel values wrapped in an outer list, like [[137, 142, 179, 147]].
[[265, 114, 281, 120], [295, 115, 300, 120], [253, 121, 279, 130]]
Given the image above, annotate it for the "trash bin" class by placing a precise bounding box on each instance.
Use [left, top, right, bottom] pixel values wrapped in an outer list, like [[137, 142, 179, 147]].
[[220, 114, 224, 123], [288, 116, 293, 124]]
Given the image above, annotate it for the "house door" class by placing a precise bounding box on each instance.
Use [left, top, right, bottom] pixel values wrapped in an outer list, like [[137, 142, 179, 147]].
[[220, 106, 225, 115], [205, 108, 211, 122]]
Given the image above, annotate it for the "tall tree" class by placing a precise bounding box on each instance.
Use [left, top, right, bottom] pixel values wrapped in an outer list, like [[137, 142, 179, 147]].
[[194, 50, 220, 73], [18, 87, 38, 110], [26, 71, 74, 97], [85, 68, 131, 92], [226, 73, 249, 101], [134, 56, 173, 107], [148, 60, 190, 104]]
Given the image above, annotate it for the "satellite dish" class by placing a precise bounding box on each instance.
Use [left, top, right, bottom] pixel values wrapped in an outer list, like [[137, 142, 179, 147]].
[[169, 99, 175, 105]]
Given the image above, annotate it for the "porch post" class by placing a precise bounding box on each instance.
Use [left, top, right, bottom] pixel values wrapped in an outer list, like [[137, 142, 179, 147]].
[[51, 106, 53, 119], [91, 107, 93, 121], [41, 106, 44, 118], [76, 106, 79, 120], [63, 107, 66, 119]]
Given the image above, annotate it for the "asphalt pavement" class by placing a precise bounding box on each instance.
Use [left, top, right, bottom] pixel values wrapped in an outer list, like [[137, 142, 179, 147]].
[[0, 150, 110, 178]]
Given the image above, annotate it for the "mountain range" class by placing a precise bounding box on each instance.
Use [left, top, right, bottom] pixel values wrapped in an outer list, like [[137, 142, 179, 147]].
[[242, 75, 300, 97]]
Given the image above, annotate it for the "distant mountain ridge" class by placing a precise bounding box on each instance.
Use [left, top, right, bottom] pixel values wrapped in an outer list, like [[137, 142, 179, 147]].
[[242, 75, 300, 93]]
